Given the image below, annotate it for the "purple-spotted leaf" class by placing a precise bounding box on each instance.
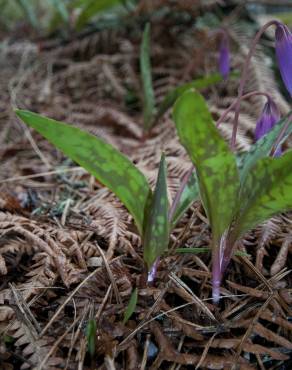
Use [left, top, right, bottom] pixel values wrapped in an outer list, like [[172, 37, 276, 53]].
[[173, 89, 240, 301], [143, 154, 169, 270], [15, 110, 151, 235], [173, 90, 240, 243], [232, 150, 292, 242]]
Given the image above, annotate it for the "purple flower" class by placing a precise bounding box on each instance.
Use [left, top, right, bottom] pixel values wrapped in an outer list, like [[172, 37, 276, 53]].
[[275, 23, 292, 97], [219, 34, 230, 80], [255, 98, 282, 156]]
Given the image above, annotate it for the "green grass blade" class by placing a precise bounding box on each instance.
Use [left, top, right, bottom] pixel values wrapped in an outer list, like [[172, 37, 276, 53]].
[[173, 90, 240, 243], [86, 319, 97, 358], [15, 110, 151, 235], [15, 0, 38, 29], [140, 22, 155, 132], [123, 288, 138, 324], [76, 0, 123, 29], [233, 150, 292, 240], [48, 0, 69, 23], [143, 154, 169, 269], [156, 74, 223, 122], [238, 112, 292, 182], [170, 170, 199, 227]]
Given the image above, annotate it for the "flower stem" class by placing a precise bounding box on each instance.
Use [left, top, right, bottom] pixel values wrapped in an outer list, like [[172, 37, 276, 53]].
[[216, 91, 274, 129], [230, 20, 279, 149]]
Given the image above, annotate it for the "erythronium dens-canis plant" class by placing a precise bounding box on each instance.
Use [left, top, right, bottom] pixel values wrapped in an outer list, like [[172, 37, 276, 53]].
[[173, 89, 292, 302], [16, 87, 292, 302]]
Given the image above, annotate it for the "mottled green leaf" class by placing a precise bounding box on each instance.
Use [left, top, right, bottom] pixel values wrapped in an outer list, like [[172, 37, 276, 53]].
[[86, 319, 97, 358], [238, 112, 292, 182], [15, 110, 151, 235], [123, 288, 138, 324], [173, 90, 240, 243], [170, 170, 199, 227], [143, 154, 169, 269], [140, 22, 155, 132], [232, 150, 292, 240], [156, 74, 223, 122]]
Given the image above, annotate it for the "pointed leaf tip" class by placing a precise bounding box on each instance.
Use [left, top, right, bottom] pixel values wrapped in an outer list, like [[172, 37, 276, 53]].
[[16, 109, 151, 235]]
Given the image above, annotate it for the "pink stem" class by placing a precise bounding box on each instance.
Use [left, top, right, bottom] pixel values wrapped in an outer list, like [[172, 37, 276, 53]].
[[230, 20, 280, 149], [216, 91, 273, 129]]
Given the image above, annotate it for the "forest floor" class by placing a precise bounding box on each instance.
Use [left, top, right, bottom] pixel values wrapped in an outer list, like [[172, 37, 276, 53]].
[[0, 3, 291, 369]]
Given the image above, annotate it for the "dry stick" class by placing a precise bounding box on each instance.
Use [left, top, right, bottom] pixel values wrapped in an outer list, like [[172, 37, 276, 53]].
[[231, 293, 275, 370], [231, 20, 279, 149], [39, 311, 84, 370], [95, 284, 112, 323], [95, 243, 122, 305], [195, 332, 217, 370], [40, 267, 100, 337], [0, 166, 84, 183], [140, 334, 151, 370], [65, 306, 90, 370], [118, 293, 247, 349]]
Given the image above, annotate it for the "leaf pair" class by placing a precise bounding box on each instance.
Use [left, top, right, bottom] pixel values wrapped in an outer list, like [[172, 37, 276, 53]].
[[173, 89, 292, 302]]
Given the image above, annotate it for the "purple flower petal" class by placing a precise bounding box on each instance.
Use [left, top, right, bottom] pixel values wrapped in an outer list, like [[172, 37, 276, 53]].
[[219, 35, 230, 80], [255, 98, 280, 141], [275, 24, 292, 97]]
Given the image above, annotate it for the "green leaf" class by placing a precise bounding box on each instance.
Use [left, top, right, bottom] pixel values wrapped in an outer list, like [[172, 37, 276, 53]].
[[15, 110, 151, 235], [232, 150, 292, 240], [48, 0, 69, 23], [143, 154, 169, 269], [123, 288, 138, 324], [140, 22, 155, 132], [170, 170, 199, 227], [156, 74, 223, 122], [76, 0, 123, 29], [173, 90, 240, 243], [238, 113, 292, 182], [86, 319, 97, 358], [15, 0, 38, 29]]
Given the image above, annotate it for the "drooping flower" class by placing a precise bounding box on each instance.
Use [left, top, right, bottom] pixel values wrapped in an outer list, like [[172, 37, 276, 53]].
[[275, 23, 292, 97], [219, 33, 230, 80], [255, 98, 282, 156]]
